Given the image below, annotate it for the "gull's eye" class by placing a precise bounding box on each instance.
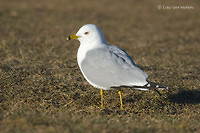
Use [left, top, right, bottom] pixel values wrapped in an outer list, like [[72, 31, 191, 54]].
[[84, 32, 89, 35]]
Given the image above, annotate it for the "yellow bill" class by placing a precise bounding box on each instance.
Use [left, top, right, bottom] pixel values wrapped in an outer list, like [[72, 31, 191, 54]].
[[66, 34, 80, 40]]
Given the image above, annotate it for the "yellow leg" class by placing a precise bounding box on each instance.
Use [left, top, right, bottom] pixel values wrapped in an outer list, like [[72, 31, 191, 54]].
[[118, 90, 123, 110], [100, 89, 104, 108]]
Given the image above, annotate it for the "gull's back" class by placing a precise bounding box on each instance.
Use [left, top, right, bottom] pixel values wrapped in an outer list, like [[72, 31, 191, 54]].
[[80, 44, 148, 90]]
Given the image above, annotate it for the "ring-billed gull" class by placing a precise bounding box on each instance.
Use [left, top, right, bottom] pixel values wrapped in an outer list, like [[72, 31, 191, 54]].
[[66, 24, 168, 109]]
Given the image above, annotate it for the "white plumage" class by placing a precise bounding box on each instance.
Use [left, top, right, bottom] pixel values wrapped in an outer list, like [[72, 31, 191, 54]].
[[75, 24, 148, 90], [67, 24, 168, 109]]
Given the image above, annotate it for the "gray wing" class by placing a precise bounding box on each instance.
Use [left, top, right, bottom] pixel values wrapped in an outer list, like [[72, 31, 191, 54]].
[[107, 45, 136, 66], [80, 45, 148, 88]]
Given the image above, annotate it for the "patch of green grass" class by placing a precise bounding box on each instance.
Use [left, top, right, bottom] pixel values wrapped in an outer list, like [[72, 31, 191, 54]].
[[0, 0, 200, 132]]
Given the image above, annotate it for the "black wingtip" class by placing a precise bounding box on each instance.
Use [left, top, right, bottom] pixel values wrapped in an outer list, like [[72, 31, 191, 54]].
[[154, 88, 162, 96]]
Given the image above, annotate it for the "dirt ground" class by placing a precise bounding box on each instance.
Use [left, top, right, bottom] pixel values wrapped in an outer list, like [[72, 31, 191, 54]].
[[0, 0, 200, 133]]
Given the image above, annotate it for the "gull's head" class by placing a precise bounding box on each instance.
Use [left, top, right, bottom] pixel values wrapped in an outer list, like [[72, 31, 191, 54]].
[[66, 24, 106, 45]]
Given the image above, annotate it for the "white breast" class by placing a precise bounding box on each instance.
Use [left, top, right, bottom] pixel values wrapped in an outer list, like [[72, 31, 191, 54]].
[[77, 45, 88, 67], [77, 42, 104, 66], [77, 43, 110, 90]]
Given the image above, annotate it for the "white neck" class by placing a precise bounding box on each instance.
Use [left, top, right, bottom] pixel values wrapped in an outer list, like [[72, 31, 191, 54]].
[[77, 42, 105, 67]]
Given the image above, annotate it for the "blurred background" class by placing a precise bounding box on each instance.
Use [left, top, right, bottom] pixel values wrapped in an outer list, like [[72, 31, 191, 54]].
[[0, 0, 200, 132]]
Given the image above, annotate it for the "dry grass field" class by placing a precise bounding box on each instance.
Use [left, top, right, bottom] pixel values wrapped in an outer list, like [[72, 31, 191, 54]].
[[0, 0, 200, 132]]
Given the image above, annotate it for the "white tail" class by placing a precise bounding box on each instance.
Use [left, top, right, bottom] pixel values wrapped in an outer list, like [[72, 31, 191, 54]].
[[111, 81, 169, 96]]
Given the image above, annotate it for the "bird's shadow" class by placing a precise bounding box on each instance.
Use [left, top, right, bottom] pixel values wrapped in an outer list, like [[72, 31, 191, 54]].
[[168, 89, 200, 104]]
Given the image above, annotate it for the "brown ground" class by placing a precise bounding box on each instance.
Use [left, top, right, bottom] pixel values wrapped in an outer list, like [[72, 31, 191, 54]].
[[0, 0, 200, 132]]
